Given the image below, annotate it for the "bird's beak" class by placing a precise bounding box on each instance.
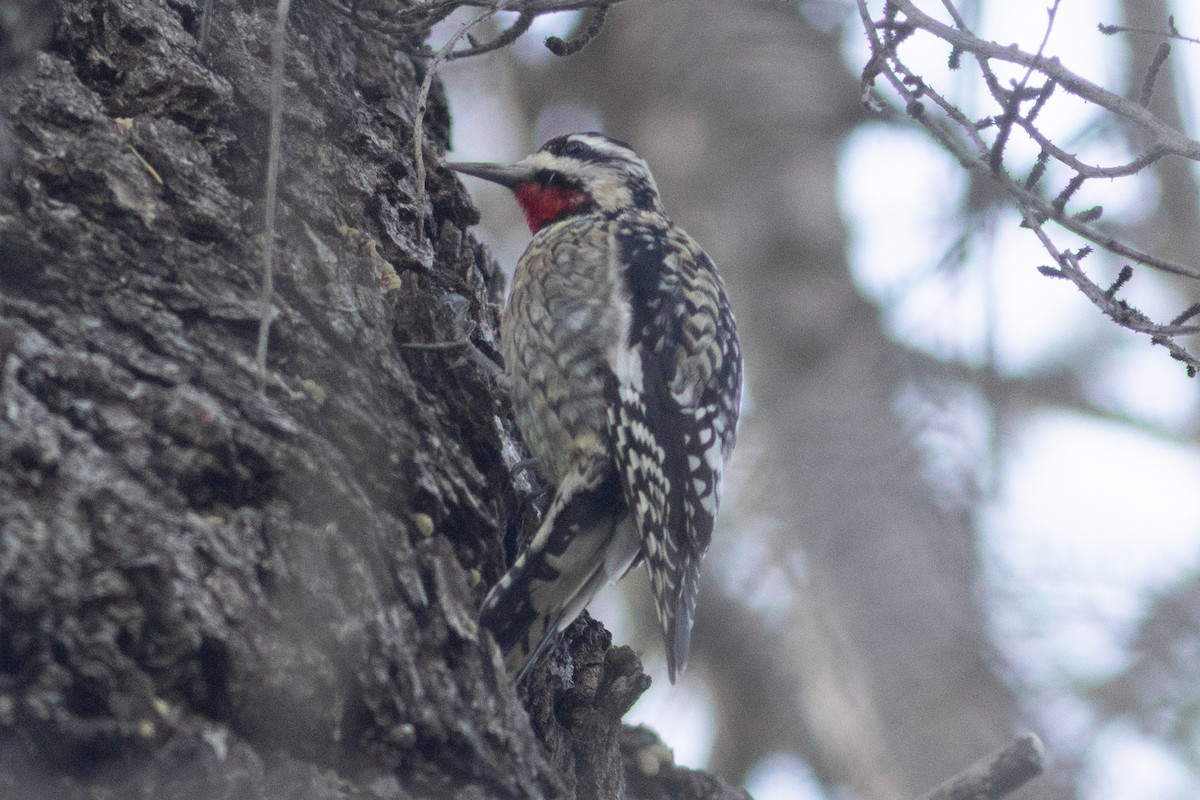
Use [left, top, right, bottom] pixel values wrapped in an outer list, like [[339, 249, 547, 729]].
[[446, 161, 537, 189]]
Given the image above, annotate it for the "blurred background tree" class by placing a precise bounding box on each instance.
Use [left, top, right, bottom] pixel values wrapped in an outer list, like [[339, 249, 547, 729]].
[[443, 1, 1200, 798]]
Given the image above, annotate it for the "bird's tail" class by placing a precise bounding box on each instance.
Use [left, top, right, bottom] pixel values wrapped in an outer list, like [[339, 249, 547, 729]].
[[480, 456, 640, 681]]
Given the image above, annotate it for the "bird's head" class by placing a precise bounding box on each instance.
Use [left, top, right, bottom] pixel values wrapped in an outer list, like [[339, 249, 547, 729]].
[[448, 132, 664, 233]]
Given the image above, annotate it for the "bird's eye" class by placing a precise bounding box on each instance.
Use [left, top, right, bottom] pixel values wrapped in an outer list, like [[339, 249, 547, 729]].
[[562, 140, 588, 157]]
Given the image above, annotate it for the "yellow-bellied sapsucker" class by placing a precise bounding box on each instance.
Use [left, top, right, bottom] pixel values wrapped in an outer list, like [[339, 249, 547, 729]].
[[449, 132, 742, 683]]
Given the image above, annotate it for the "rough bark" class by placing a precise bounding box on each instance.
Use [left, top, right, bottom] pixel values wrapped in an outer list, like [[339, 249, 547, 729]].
[[0, 1, 741, 797]]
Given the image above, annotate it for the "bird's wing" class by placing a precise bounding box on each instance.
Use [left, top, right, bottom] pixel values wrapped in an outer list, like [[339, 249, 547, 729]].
[[608, 218, 742, 681]]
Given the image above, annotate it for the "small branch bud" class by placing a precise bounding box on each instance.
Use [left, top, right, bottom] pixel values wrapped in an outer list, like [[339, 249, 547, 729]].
[[1104, 265, 1134, 298]]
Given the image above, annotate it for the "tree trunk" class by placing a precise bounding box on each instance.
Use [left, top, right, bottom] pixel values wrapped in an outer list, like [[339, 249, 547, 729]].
[[0, 1, 743, 797]]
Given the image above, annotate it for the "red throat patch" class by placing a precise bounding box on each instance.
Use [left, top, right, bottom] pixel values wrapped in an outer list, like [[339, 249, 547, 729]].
[[514, 183, 591, 233]]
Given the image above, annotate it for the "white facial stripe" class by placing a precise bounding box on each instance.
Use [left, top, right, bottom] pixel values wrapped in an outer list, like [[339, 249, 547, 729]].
[[569, 134, 638, 163], [516, 135, 663, 213], [521, 150, 582, 171]]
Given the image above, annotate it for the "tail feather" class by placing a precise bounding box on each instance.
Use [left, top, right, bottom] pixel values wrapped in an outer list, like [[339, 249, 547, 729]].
[[663, 551, 702, 682], [480, 456, 639, 680]]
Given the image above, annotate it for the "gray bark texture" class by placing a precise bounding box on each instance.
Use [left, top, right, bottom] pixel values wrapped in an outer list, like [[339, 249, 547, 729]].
[[0, 1, 745, 798]]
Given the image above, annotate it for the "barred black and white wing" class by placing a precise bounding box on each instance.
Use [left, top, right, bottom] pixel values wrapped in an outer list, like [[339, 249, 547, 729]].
[[609, 213, 742, 682]]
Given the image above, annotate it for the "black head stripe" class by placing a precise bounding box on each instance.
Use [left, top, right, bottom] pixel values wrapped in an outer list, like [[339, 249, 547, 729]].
[[542, 133, 638, 165], [543, 135, 596, 161]]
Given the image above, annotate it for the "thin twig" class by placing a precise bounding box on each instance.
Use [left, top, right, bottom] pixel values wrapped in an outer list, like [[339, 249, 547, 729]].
[[1099, 20, 1200, 47], [412, 6, 499, 249], [888, 0, 1200, 160], [1015, 120, 1165, 179], [446, 10, 535, 60], [989, 0, 1060, 172], [1170, 303, 1200, 326], [256, 0, 292, 391], [321, 0, 626, 41], [857, 0, 1200, 373], [860, 0, 1200, 279], [1012, 194, 1200, 372], [399, 338, 474, 351], [544, 4, 609, 56], [409, 0, 625, 242], [1138, 42, 1171, 107]]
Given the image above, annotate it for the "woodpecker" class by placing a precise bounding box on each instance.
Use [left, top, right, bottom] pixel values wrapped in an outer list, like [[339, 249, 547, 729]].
[[449, 133, 742, 683]]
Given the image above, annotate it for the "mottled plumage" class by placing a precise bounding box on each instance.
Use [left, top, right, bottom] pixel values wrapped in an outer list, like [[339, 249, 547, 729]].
[[450, 133, 742, 682]]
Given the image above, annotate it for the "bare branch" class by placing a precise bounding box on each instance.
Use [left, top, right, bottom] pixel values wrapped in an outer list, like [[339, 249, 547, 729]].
[[917, 733, 1045, 800], [988, 0, 1060, 173], [446, 10, 535, 60], [887, 0, 1200, 158], [544, 4, 609, 56], [857, 0, 1200, 373], [1099, 19, 1200, 47]]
